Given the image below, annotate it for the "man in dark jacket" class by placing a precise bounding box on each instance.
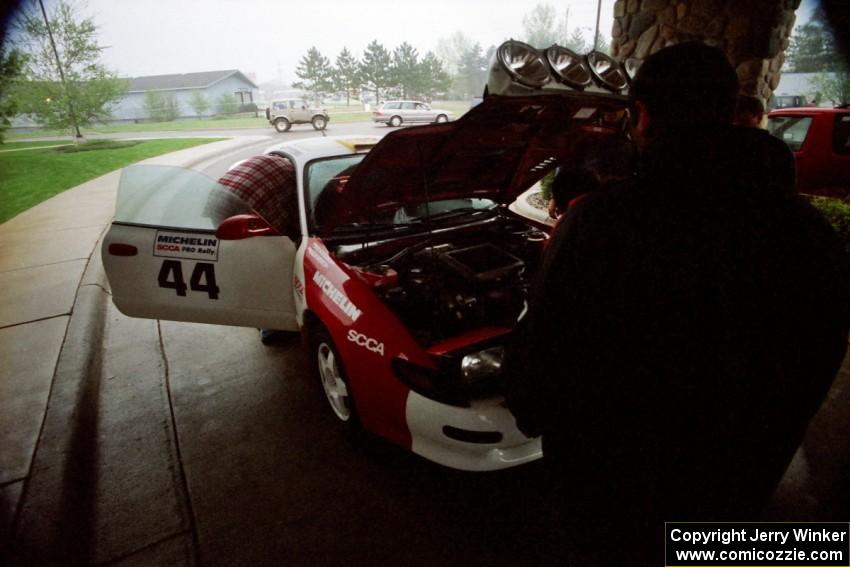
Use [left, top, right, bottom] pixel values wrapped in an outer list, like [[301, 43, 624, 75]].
[[507, 42, 850, 565]]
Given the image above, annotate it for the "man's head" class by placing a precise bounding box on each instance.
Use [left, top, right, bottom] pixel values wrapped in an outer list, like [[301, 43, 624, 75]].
[[629, 42, 738, 147], [734, 95, 766, 128]]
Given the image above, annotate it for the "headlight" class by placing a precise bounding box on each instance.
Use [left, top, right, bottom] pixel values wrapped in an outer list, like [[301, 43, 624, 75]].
[[460, 346, 505, 384], [587, 51, 629, 92], [546, 45, 592, 89], [497, 41, 550, 88]]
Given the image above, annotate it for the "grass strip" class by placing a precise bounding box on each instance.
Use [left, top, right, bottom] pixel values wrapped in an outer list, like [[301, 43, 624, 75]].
[[0, 138, 222, 223]]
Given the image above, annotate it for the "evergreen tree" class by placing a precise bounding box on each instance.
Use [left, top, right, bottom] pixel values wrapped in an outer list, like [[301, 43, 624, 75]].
[[391, 42, 420, 99], [455, 43, 488, 99], [359, 40, 392, 102], [787, 7, 839, 73], [294, 46, 333, 105], [420, 51, 451, 99], [333, 48, 360, 106]]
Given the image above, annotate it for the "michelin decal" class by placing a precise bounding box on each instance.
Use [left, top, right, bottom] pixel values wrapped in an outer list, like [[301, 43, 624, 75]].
[[313, 271, 362, 322], [154, 231, 219, 261]]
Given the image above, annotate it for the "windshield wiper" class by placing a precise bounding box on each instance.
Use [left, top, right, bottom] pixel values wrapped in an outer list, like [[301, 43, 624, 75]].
[[331, 222, 413, 233]]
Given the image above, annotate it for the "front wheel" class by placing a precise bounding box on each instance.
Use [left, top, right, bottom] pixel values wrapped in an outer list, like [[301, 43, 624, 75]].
[[389, 115, 402, 127], [274, 118, 291, 132], [312, 116, 328, 130], [435, 114, 448, 123], [312, 328, 358, 426]]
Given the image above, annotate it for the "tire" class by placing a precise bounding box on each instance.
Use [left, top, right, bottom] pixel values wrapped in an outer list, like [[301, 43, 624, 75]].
[[312, 326, 359, 427], [435, 114, 448, 123], [312, 115, 328, 130], [274, 118, 291, 133], [389, 115, 402, 127]]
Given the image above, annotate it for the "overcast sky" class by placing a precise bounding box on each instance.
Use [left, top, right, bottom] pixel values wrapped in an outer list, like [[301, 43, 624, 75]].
[[14, 0, 817, 85]]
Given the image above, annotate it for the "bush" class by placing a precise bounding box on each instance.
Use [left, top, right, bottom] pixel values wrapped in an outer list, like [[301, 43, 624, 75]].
[[239, 102, 258, 113], [811, 196, 850, 259], [215, 93, 239, 116]]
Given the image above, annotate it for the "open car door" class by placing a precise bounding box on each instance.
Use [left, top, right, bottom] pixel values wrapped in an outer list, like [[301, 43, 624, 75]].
[[102, 164, 298, 330]]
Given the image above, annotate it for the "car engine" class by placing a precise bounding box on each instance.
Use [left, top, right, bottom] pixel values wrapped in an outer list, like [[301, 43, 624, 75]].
[[342, 217, 547, 346]]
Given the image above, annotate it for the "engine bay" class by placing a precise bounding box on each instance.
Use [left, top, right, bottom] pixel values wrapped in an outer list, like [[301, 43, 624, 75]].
[[336, 215, 547, 347]]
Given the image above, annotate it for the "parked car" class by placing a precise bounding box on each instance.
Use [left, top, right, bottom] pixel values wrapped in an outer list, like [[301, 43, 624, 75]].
[[767, 106, 850, 197], [266, 99, 329, 132], [372, 100, 451, 127]]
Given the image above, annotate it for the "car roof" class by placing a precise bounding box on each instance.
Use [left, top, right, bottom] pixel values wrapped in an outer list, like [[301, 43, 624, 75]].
[[263, 135, 383, 163], [768, 107, 850, 116]]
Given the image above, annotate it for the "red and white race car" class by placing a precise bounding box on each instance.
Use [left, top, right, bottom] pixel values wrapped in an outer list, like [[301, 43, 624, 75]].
[[102, 88, 630, 471]]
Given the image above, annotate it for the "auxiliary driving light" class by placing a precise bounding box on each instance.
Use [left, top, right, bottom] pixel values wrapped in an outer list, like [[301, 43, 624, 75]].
[[587, 51, 629, 92], [546, 45, 592, 89], [496, 40, 551, 88]]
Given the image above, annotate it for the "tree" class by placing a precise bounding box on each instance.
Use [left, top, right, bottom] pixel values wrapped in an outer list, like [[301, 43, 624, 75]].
[[142, 90, 179, 121], [359, 40, 392, 103], [333, 48, 360, 106], [294, 46, 332, 106], [391, 42, 420, 99], [435, 31, 475, 76], [454, 43, 489, 99], [787, 6, 839, 73], [214, 93, 239, 116], [420, 51, 451, 99], [565, 27, 588, 54], [0, 48, 24, 143], [13, 0, 126, 137], [523, 3, 559, 48], [188, 90, 209, 118], [812, 67, 850, 105]]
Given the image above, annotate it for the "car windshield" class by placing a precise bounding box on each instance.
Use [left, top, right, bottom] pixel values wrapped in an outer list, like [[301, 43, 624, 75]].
[[768, 115, 813, 151]]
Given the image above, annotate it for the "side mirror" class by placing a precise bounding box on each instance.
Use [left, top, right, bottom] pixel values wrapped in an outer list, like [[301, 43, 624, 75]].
[[216, 214, 279, 240]]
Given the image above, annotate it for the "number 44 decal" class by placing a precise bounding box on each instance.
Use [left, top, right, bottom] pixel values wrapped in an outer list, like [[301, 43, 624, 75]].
[[158, 260, 220, 300]]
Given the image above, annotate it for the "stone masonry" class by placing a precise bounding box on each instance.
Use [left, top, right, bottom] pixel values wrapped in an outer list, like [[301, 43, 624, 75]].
[[610, 0, 801, 103]]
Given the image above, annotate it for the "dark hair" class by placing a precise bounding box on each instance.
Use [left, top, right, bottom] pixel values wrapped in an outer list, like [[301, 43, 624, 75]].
[[551, 166, 599, 211], [630, 42, 738, 131], [735, 94, 765, 117]]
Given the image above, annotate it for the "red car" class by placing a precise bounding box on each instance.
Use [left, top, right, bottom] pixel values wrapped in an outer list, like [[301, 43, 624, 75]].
[[102, 91, 630, 471], [767, 106, 850, 197]]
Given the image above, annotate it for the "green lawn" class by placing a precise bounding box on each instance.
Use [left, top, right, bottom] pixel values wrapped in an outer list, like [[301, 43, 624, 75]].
[[0, 140, 73, 151], [0, 138, 222, 223]]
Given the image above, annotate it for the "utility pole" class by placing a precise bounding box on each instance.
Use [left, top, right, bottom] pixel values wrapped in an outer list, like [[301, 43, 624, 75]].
[[38, 0, 82, 138]]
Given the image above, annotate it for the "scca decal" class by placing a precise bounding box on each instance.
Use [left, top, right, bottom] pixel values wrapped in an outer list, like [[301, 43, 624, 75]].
[[347, 330, 384, 356]]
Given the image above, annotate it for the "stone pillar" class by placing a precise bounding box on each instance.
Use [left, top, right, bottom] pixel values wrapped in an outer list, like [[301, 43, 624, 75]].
[[610, 0, 800, 103]]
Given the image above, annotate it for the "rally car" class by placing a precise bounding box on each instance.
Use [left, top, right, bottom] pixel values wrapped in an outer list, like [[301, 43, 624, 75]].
[[102, 41, 634, 471]]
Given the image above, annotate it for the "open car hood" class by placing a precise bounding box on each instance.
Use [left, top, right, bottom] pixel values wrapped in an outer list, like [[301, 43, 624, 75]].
[[321, 92, 630, 233]]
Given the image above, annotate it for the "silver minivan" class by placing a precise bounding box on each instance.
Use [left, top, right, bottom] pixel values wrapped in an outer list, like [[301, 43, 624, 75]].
[[372, 100, 452, 127]]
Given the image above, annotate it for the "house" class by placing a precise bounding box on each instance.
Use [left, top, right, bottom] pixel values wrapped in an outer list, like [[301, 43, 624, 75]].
[[111, 69, 259, 121], [771, 72, 837, 108]]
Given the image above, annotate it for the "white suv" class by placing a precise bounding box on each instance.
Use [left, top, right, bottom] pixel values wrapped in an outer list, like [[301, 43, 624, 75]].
[[266, 99, 329, 132]]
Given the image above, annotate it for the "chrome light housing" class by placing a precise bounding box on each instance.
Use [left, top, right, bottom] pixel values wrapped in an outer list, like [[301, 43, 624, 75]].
[[587, 51, 629, 92], [624, 57, 643, 81], [460, 346, 505, 385], [496, 40, 551, 89], [546, 45, 592, 89]]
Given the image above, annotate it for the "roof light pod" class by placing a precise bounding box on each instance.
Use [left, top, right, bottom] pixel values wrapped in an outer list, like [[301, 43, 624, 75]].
[[545, 45, 592, 89], [587, 51, 629, 92], [496, 40, 550, 88]]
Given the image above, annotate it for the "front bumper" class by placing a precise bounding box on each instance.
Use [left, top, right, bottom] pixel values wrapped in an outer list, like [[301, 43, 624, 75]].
[[405, 391, 542, 471]]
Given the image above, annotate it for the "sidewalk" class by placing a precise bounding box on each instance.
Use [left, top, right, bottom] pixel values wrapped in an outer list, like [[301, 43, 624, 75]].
[[0, 136, 269, 564]]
